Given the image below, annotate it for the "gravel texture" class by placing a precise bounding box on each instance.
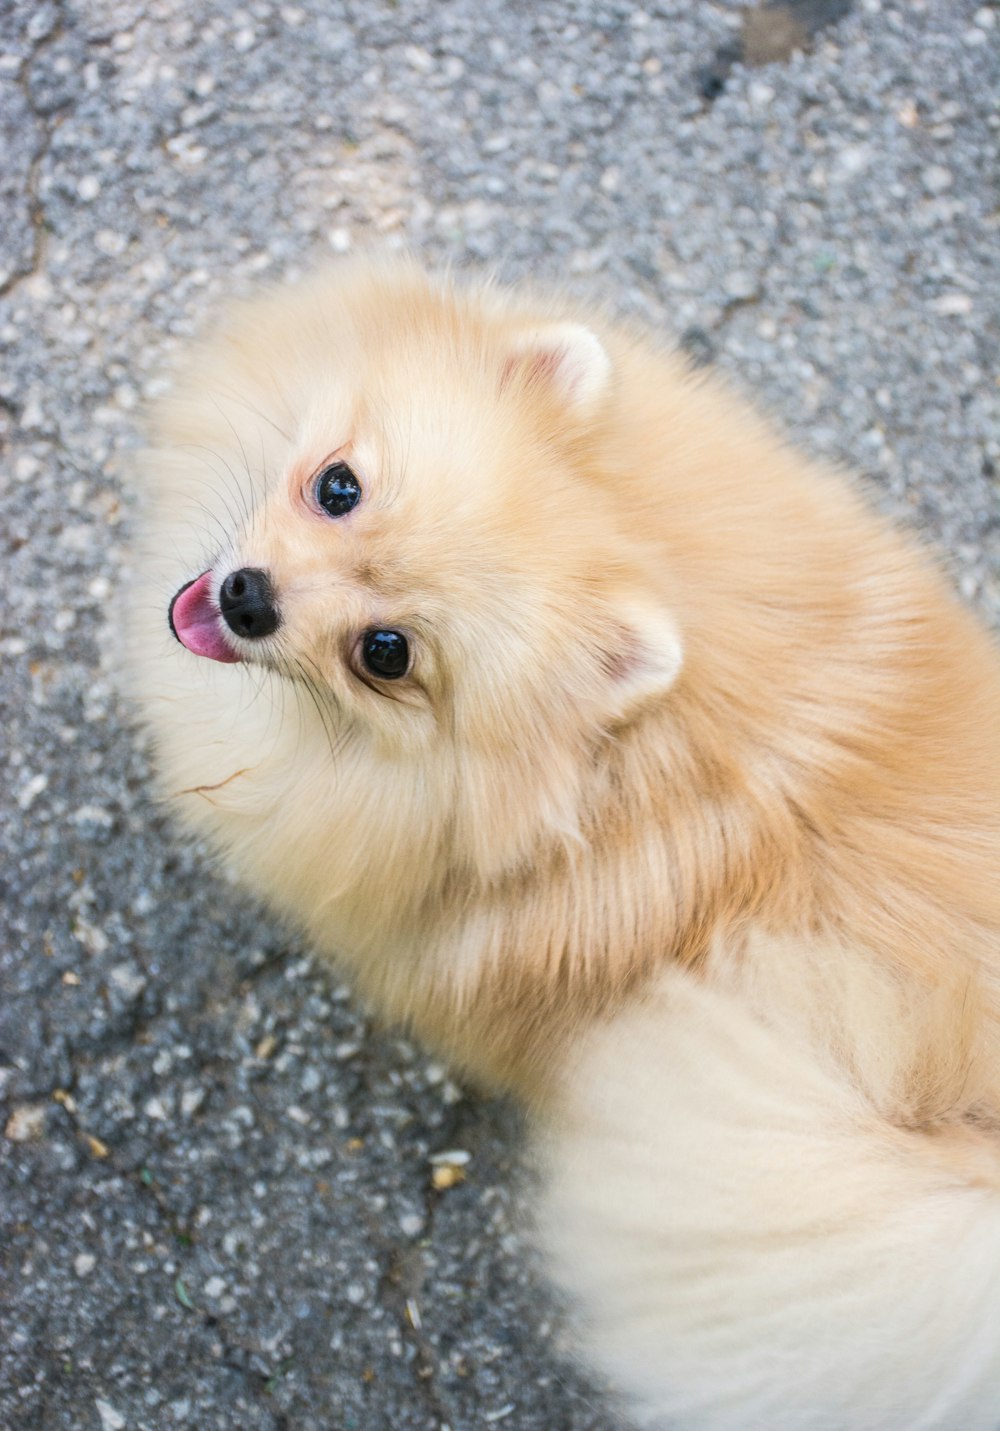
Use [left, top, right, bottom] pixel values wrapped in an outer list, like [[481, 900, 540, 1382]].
[[1, 1, 998, 1428]]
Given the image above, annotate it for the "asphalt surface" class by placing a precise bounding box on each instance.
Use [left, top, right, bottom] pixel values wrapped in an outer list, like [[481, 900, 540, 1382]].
[[1, 1, 998, 1428]]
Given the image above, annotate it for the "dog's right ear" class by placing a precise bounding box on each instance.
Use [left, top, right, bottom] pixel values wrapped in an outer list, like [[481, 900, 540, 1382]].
[[503, 324, 612, 414], [600, 598, 684, 723]]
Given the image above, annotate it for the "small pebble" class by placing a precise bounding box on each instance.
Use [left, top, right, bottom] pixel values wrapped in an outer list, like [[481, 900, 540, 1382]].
[[95, 1402, 126, 1431], [723, 271, 758, 301], [5, 1105, 46, 1142], [17, 773, 48, 810], [930, 294, 973, 316], [181, 1087, 205, 1117], [923, 165, 954, 194]]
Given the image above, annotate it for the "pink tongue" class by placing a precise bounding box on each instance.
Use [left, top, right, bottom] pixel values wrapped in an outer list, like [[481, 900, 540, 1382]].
[[169, 571, 242, 663]]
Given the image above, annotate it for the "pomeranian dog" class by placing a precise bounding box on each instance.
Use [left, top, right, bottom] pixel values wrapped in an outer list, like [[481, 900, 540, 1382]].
[[129, 256, 1000, 1430]]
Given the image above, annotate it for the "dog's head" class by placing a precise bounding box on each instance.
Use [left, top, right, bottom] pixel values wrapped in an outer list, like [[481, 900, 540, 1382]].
[[160, 260, 684, 877]]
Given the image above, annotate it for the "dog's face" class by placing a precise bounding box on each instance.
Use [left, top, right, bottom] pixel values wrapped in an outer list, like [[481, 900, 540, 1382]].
[[163, 263, 683, 875]]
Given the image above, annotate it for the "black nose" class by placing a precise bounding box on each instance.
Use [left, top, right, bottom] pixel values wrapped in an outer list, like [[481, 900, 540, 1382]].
[[218, 568, 280, 640]]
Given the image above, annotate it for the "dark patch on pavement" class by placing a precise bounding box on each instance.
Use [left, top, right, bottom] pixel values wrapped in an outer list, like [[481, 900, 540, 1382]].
[[678, 325, 716, 368], [697, 0, 854, 101]]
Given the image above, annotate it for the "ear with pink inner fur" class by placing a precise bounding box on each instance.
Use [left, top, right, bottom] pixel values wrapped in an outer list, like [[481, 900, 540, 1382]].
[[602, 600, 684, 721], [505, 323, 612, 411]]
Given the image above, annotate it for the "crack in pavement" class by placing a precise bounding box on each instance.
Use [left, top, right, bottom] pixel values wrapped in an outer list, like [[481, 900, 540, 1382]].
[[0, 0, 68, 299]]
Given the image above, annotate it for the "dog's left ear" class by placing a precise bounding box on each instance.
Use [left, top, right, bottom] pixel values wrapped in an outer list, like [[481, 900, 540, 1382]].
[[506, 324, 612, 412], [601, 599, 684, 721]]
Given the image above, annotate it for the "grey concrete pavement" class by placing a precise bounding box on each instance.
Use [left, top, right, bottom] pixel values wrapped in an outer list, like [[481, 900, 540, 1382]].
[[1, 1, 998, 1427]]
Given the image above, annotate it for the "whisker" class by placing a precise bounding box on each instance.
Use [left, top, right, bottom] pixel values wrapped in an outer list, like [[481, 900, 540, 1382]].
[[288, 658, 342, 765], [291, 648, 352, 766], [259, 361, 298, 432], [213, 385, 292, 443], [176, 446, 251, 539], [211, 400, 261, 531]]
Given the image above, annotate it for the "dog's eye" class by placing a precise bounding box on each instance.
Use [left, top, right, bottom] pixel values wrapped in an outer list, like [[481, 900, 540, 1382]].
[[362, 629, 409, 680], [315, 461, 361, 517]]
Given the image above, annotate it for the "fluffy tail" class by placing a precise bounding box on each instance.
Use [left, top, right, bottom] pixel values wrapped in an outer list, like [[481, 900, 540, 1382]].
[[537, 964, 1000, 1431]]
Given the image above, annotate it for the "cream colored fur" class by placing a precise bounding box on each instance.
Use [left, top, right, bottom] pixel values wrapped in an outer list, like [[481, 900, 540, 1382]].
[[129, 256, 1000, 1429], [542, 955, 1000, 1431]]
